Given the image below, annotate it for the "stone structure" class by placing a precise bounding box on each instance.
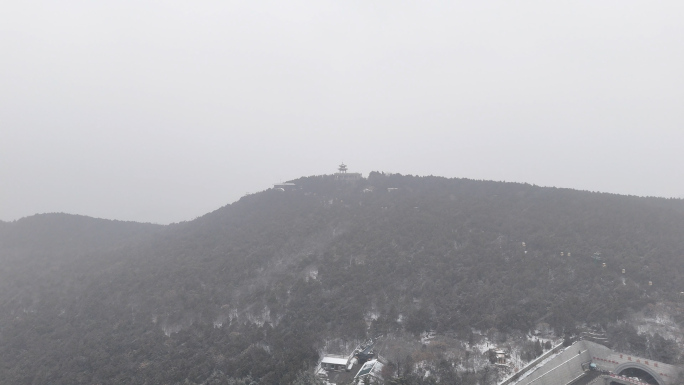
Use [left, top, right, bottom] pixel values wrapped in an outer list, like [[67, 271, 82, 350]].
[[507, 340, 682, 385]]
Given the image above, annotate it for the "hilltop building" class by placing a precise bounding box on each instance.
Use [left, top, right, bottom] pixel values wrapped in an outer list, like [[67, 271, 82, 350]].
[[334, 163, 362, 181], [273, 182, 297, 191]]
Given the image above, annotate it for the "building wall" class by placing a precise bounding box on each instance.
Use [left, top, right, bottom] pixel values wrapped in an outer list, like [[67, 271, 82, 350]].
[[334, 173, 362, 181], [584, 340, 680, 385]]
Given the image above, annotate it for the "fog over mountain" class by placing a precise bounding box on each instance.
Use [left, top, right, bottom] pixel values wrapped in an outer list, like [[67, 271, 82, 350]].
[[1, 173, 683, 384], [2, 1, 684, 224], [3, 2, 684, 384]]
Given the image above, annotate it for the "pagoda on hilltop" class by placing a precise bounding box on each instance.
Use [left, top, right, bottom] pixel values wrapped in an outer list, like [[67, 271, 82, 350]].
[[334, 163, 362, 181]]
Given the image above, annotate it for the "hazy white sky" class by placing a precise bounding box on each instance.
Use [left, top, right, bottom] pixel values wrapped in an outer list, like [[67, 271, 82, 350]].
[[2, 1, 683, 224]]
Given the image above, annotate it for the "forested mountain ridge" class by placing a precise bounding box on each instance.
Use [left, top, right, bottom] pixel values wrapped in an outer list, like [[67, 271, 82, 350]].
[[1, 173, 683, 384], [0, 213, 164, 309], [0, 213, 163, 251]]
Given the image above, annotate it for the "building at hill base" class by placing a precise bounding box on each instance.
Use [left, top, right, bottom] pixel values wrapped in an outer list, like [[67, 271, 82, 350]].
[[502, 340, 682, 385]]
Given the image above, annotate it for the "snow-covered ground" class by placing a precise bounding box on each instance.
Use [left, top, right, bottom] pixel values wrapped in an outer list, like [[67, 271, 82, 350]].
[[632, 303, 683, 342]]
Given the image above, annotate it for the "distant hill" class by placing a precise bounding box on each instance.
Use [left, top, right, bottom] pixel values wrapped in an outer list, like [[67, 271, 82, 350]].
[[0, 213, 162, 286], [1, 174, 683, 384], [0, 213, 162, 251]]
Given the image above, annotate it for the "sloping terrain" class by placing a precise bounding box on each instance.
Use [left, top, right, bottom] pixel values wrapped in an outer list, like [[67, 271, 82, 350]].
[[1, 173, 683, 384], [0, 213, 163, 309]]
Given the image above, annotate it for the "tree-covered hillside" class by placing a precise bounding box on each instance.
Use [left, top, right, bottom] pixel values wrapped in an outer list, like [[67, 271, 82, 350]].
[[1, 174, 683, 384]]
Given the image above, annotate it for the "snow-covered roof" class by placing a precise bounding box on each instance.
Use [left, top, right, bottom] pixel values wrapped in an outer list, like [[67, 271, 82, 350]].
[[322, 356, 348, 365], [356, 361, 376, 377], [355, 359, 383, 379]]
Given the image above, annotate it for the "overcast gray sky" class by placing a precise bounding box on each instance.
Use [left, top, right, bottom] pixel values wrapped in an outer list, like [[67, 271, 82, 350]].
[[2, 1, 683, 224]]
